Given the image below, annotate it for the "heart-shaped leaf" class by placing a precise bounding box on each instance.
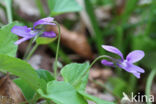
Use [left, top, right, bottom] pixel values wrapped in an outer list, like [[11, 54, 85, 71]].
[[78, 91, 114, 104], [38, 81, 87, 104], [61, 62, 90, 91], [0, 54, 40, 90], [36, 69, 54, 83], [0, 22, 19, 57], [48, 0, 82, 16], [14, 78, 36, 101]]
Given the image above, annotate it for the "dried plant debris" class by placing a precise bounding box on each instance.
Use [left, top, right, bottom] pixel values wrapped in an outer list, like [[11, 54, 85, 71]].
[[0, 95, 15, 104], [48, 25, 94, 59], [0, 75, 25, 104]]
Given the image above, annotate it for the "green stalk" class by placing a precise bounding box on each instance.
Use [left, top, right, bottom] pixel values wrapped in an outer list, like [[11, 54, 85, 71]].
[[5, 0, 13, 23], [35, 0, 46, 17], [24, 30, 44, 60], [49, 44, 71, 63], [89, 55, 113, 69], [145, 69, 156, 104], [84, 0, 104, 55], [53, 21, 61, 79], [23, 39, 34, 59], [25, 44, 39, 61]]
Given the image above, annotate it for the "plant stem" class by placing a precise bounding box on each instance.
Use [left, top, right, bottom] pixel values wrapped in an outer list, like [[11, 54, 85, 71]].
[[53, 21, 61, 79], [24, 30, 43, 60], [23, 39, 34, 59], [35, 0, 46, 17], [5, 0, 13, 23], [89, 55, 113, 70], [25, 44, 39, 61], [146, 69, 156, 104], [49, 44, 71, 64], [84, 0, 104, 55]]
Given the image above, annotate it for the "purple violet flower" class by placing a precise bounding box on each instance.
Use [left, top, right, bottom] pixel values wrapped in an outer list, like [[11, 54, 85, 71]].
[[101, 45, 145, 78], [33, 17, 56, 29], [11, 17, 56, 45]]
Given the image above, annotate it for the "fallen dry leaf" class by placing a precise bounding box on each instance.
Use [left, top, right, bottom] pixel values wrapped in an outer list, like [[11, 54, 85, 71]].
[[47, 25, 94, 59], [0, 74, 25, 104]]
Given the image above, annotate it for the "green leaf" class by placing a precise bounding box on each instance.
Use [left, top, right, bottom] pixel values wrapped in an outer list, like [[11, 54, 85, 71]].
[[0, 54, 40, 90], [36, 69, 54, 83], [36, 37, 56, 45], [78, 73, 89, 91], [48, 0, 82, 16], [14, 78, 35, 101], [0, 22, 19, 57], [61, 62, 90, 91], [49, 43, 72, 63], [78, 91, 114, 104], [38, 81, 88, 104]]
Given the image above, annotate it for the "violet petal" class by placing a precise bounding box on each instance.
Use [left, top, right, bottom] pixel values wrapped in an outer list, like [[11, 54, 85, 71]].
[[102, 45, 124, 60], [127, 63, 145, 73], [11, 26, 32, 37], [118, 62, 144, 73], [14, 38, 30, 45], [118, 62, 144, 78], [33, 17, 56, 28], [126, 50, 145, 63], [41, 31, 56, 38], [101, 59, 114, 66], [132, 72, 141, 79]]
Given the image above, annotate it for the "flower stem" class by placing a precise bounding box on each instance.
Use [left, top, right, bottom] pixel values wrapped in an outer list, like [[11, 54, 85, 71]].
[[5, 0, 13, 23], [146, 69, 156, 104], [89, 55, 113, 69], [53, 21, 61, 79], [23, 39, 34, 59], [24, 31, 43, 60], [25, 44, 39, 61]]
